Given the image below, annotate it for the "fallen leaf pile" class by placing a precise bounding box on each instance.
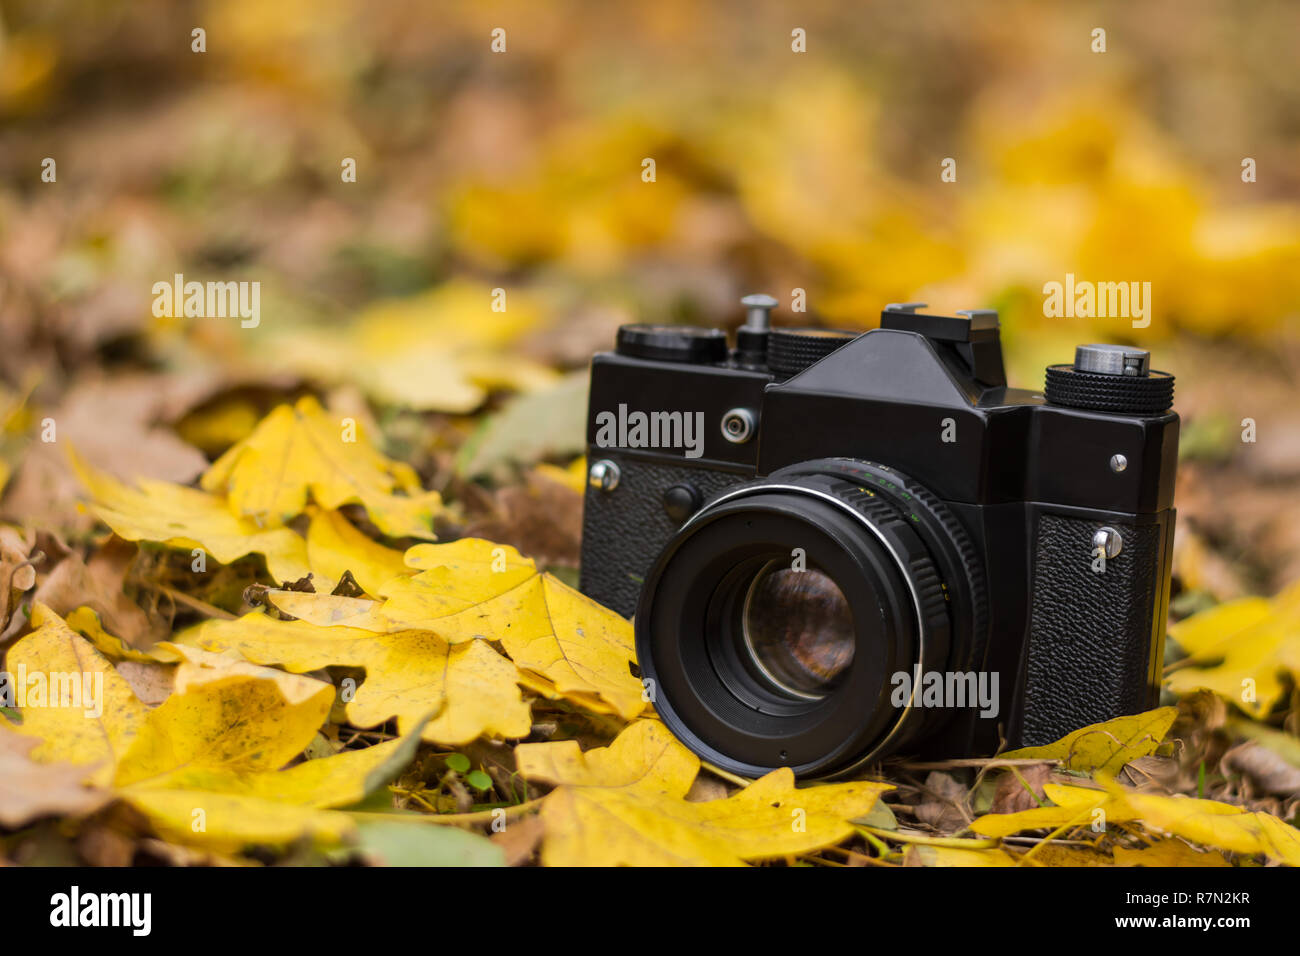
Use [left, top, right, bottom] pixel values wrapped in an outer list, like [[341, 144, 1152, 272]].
[[515, 720, 892, 866], [4, 605, 426, 855], [1165, 582, 1300, 718], [0, 389, 1297, 865], [0, 375, 1295, 868]]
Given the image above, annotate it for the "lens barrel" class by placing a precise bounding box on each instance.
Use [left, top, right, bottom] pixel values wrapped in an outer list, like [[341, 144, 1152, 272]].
[[635, 459, 986, 779]]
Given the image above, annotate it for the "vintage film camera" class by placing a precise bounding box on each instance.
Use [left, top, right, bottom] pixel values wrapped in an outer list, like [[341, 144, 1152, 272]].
[[580, 297, 1177, 778]]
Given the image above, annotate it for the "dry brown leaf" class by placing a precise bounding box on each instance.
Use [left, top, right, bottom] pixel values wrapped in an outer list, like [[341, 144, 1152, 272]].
[[114, 661, 175, 708], [1120, 754, 1185, 791], [0, 374, 211, 531], [988, 763, 1054, 815], [1221, 741, 1300, 796], [462, 468, 583, 567], [489, 812, 545, 866], [0, 726, 112, 827], [914, 771, 971, 831], [0, 524, 38, 634], [32, 538, 168, 649]]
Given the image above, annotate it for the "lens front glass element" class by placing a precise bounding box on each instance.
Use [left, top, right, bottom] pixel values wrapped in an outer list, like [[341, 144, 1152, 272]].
[[740, 561, 855, 700]]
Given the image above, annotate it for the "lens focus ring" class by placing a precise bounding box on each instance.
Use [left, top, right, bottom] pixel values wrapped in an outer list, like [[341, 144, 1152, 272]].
[[826, 485, 950, 639]]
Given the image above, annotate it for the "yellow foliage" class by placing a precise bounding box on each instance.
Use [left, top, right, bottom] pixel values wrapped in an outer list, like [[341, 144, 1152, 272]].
[[201, 395, 445, 538], [305, 507, 410, 597], [114, 649, 336, 787], [906, 845, 1019, 867], [1001, 707, 1177, 775], [1111, 788, 1300, 865], [74, 451, 311, 583], [7, 609, 427, 852], [263, 282, 557, 412], [174, 611, 533, 746], [121, 789, 354, 854], [66, 606, 158, 664], [971, 784, 1115, 838], [1112, 841, 1230, 867], [446, 123, 692, 275], [517, 717, 698, 795], [267, 538, 645, 720], [517, 720, 893, 866], [971, 781, 1300, 866], [1167, 582, 1300, 717], [176, 398, 263, 455], [6, 605, 148, 785]]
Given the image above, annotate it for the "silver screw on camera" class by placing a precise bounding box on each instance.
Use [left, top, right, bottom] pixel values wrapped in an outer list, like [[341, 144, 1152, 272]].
[[588, 459, 621, 492], [1110, 453, 1128, 473], [1092, 526, 1123, 559], [721, 408, 756, 444]]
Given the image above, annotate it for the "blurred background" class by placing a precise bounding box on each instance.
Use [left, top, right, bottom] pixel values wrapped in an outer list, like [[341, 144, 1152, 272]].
[[1, 0, 1299, 606]]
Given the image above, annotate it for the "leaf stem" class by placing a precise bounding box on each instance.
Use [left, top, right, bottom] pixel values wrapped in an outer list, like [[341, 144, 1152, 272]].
[[699, 760, 754, 788], [855, 825, 1001, 849], [155, 585, 238, 620]]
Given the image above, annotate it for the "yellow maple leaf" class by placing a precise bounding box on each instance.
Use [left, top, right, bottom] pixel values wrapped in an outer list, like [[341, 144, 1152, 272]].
[[517, 716, 698, 796], [152, 736, 423, 809], [305, 507, 411, 597], [1112, 840, 1230, 867], [516, 720, 892, 866], [9, 609, 425, 853], [1109, 788, 1300, 865], [267, 538, 645, 720], [200, 395, 444, 538], [5, 604, 148, 785], [905, 844, 1019, 867], [173, 610, 533, 746], [514, 668, 625, 718], [970, 783, 1117, 838], [1000, 707, 1177, 775], [1166, 582, 1300, 717], [73, 451, 311, 583], [65, 606, 158, 663], [113, 647, 336, 787], [121, 789, 355, 855], [971, 781, 1300, 865]]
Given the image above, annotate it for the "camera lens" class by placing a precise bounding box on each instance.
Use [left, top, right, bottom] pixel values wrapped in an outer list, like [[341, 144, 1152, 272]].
[[634, 459, 987, 779], [741, 562, 854, 699]]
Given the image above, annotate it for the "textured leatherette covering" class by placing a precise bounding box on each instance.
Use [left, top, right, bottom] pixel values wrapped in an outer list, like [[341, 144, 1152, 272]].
[[579, 454, 745, 617], [1020, 512, 1168, 745]]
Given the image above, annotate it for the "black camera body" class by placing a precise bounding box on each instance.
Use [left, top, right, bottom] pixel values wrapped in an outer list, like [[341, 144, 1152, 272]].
[[580, 300, 1178, 778]]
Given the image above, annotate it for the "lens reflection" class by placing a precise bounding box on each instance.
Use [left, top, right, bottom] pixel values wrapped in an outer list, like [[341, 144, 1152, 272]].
[[741, 562, 854, 699]]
